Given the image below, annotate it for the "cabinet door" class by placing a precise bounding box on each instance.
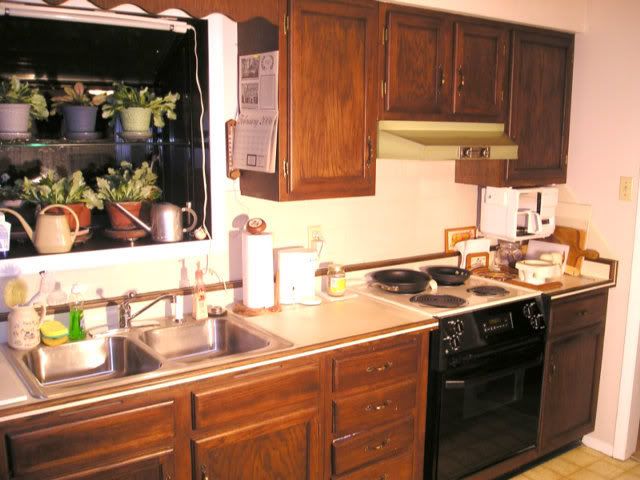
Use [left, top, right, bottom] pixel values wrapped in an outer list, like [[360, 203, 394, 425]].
[[288, 0, 377, 200], [194, 410, 322, 480], [51, 453, 174, 480], [539, 324, 605, 453], [507, 30, 573, 186], [382, 8, 451, 118], [453, 21, 508, 119]]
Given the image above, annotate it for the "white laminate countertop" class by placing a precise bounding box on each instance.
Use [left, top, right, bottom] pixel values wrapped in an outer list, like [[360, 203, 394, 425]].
[[0, 293, 436, 420]]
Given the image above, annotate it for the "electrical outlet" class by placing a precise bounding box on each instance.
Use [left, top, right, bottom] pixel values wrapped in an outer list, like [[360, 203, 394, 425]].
[[620, 176, 633, 202], [308, 225, 323, 248]]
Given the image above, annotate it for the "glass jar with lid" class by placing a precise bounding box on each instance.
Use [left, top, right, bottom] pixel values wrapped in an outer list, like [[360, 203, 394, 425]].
[[327, 263, 346, 297]]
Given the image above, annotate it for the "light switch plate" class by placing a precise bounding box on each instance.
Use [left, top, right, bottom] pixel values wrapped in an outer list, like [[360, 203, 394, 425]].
[[619, 176, 633, 202]]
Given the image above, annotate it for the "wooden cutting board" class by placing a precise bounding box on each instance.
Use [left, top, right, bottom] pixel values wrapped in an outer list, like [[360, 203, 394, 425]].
[[550, 225, 599, 271]]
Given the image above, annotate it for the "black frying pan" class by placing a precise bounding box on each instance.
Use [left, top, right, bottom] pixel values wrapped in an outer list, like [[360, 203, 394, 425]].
[[370, 269, 431, 294], [425, 266, 470, 286]]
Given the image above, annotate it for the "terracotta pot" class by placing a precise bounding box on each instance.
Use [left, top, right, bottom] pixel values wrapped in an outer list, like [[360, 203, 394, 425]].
[[119, 107, 152, 132], [105, 201, 142, 230], [47, 203, 91, 231]]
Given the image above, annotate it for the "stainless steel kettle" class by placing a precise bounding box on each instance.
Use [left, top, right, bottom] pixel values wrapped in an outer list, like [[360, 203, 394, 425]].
[[110, 202, 198, 243]]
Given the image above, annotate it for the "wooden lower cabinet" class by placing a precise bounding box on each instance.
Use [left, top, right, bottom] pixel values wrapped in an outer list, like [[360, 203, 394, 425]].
[[328, 332, 429, 480], [53, 453, 175, 480], [0, 332, 430, 480], [193, 410, 320, 480], [538, 290, 608, 455]]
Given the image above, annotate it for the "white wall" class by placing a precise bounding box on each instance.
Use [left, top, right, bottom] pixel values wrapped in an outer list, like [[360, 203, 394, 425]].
[[565, 0, 640, 457], [388, 0, 588, 32]]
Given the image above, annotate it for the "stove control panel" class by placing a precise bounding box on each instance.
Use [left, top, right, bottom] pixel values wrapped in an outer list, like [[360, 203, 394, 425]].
[[522, 301, 545, 330], [443, 318, 464, 353]]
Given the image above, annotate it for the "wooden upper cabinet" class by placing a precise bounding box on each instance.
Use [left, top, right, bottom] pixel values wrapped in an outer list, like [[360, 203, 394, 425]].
[[380, 4, 508, 122], [506, 30, 573, 186], [455, 28, 574, 187], [287, 0, 377, 200], [452, 21, 508, 120], [382, 8, 452, 118]]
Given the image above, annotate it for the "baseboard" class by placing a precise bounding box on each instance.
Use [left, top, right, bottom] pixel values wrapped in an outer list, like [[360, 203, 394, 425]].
[[582, 434, 614, 456]]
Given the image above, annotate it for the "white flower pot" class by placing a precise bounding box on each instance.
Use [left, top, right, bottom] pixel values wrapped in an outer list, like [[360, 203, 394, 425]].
[[0, 104, 30, 134], [119, 107, 152, 132]]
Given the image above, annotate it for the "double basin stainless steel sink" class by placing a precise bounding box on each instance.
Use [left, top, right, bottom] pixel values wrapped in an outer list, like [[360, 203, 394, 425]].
[[4, 316, 292, 399]]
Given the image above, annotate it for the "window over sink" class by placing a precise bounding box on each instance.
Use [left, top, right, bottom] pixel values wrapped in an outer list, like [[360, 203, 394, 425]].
[[0, 6, 213, 272]]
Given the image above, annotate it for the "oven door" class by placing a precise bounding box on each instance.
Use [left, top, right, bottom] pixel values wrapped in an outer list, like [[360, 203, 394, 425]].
[[433, 340, 544, 480]]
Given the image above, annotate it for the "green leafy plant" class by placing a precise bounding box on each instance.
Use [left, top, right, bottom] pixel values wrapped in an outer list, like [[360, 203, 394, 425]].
[[101, 84, 180, 128], [21, 170, 103, 209], [50, 82, 107, 115], [0, 174, 22, 202], [0, 76, 49, 121], [96, 161, 161, 203]]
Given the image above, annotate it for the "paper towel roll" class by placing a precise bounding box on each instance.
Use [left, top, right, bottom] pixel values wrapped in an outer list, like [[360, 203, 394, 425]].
[[242, 231, 275, 308]]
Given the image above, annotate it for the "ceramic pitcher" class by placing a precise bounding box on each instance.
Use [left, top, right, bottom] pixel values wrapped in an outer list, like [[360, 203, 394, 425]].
[[8, 304, 46, 350]]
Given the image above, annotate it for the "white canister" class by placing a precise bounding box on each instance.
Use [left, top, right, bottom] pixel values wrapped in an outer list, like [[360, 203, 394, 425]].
[[8, 304, 46, 350]]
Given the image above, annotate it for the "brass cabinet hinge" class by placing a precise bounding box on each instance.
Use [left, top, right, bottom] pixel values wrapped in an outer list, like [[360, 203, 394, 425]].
[[284, 15, 289, 35], [565, 154, 568, 166], [382, 81, 387, 98], [283, 158, 289, 177], [503, 42, 507, 55], [383, 27, 388, 45], [501, 90, 504, 102]]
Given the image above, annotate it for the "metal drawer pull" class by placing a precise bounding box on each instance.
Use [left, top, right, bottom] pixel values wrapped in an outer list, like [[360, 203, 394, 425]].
[[577, 310, 587, 317], [378, 475, 389, 480], [366, 437, 391, 452], [366, 361, 393, 373], [365, 400, 392, 412], [201, 465, 209, 480]]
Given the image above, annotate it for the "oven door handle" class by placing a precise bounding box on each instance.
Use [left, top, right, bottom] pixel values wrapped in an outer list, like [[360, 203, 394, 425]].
[[445, 355, 542, 389]]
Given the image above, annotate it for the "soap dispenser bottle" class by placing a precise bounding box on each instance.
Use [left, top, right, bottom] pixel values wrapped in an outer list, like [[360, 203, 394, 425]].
[[193, 266, 208, 320], [68, 283, 86, 341]]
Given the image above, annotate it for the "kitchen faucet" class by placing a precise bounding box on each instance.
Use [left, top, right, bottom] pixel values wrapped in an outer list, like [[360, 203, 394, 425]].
[[119, 291, 177, 329]]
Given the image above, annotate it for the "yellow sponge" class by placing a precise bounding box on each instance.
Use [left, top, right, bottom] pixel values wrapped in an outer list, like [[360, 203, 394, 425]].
[[40, 320, 69, 346]]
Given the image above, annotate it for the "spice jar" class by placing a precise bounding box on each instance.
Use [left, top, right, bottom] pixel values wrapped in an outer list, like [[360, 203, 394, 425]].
[[327, 263, 346, 297]]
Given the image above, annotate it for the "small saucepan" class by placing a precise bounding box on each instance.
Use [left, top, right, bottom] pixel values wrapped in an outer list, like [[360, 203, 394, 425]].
[[370, 269, 437, 294]]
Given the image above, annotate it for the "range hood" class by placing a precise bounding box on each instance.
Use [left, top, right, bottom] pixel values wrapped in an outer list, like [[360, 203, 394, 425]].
[[378, 121, 518, 161]]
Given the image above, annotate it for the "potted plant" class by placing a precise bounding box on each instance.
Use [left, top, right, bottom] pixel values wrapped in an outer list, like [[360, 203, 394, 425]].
[[50, 82, 106, 138], [0, 76, 49, 140], [20, 169, 103, 231], [101, 84, 179, 137], [96, 161, 161, 230]]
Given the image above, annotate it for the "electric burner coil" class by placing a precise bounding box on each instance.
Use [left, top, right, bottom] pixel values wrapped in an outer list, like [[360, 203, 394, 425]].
[[410, 294, 466, 308]]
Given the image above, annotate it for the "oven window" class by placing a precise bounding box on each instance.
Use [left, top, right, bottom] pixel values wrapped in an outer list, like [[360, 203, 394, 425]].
[[436, 348, 543, 480]]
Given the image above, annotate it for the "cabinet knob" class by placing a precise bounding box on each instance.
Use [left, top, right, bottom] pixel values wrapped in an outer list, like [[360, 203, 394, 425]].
[[458, 65, 465, 94], [366, 361, 393, 373], [366, 437, 391, 452], [365, 399, 392, 412], [367, 136, 374, 167], [201, 465, 209, 480], [438, 64, 445, 88]]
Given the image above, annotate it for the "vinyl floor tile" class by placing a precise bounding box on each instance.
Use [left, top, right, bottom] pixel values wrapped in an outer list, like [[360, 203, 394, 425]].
[[514, 445, 640, 480]]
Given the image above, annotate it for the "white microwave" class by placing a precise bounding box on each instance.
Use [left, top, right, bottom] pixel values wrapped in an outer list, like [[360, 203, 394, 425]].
[[480, 187, 558, 242]]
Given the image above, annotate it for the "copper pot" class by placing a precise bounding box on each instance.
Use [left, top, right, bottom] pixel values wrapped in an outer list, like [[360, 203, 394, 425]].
[[105, 201, 143, 230]]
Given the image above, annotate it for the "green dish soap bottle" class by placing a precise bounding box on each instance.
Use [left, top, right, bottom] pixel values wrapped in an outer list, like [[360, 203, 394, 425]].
[[68, 283, 86, 341]]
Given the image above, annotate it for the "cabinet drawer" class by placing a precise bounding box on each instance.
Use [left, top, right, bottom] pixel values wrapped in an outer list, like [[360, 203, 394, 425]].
[[192, 362, 320, 431], [333, 341, 418, 392], [334, 380, 416, 435], [550, 290, 608, 337], [5, 400, 174, 479], [332, 417, 414, 475], [335, 450, 413, 480]]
